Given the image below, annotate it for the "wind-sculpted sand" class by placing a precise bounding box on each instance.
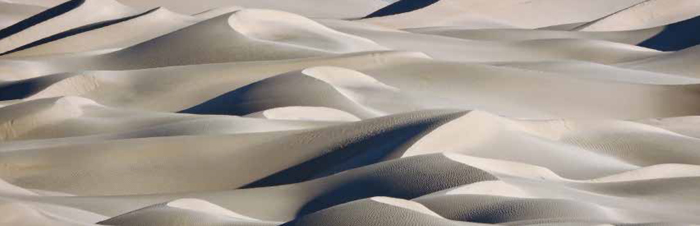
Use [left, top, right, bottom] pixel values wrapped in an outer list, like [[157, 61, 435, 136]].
[[1, 0, 699, 225]]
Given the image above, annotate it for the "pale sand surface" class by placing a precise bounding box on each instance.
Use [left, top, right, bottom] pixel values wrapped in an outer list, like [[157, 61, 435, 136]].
[[1, 0, 700, 225]]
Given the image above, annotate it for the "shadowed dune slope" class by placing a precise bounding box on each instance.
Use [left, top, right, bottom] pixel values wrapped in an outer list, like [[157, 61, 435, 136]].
[[638, 15, 700, 51], [2, 0, 700, 225], [1, 7, 198, 57], [0, 2, 45, 29], [0, 0, 139, 53], [282, 197, 479, 226], [364, 0, 439, 19], [0, 110, 465, 195]]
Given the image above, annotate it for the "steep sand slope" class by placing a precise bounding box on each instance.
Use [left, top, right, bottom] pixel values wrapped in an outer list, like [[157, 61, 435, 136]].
[[10, 153, 700, 224], [0, 0, 139, 53], [1, 0, 700, 225], [98, 199, 279, 226], [0, 51, 427, 109], [3, 0, 68, 7], [8, 0, 393, 18], [282, 197, 480, 226], [405, 26, 663, 45], [1, 7, 198, 57], [617, 45, 700, 78], [493, 60, 700, 85], [0, 9, 386, 79], [0, 197, 106, 226], [117, 0, 395, 18], [16, 154, 498, 219], [0, 110, 464, 195], [579, 0, 700, 31], [246, 106, 361, 122], [0, 2, 45, 29], [360, 0, 648, 29], [2, 51, 699, 119], [405, 111, 700, 179], [0, 96, 336, 141], [180, 66, 409, 118], [322, 19, 663, 63]]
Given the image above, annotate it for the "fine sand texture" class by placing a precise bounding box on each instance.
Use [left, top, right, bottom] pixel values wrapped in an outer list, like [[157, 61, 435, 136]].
[[1, 0, 700, 225]]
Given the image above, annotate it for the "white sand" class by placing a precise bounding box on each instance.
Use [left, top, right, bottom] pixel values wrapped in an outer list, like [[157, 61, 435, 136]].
[[0, 2, 45, 29], [0, 0, 139, 53], [1, 0, 700, 225]]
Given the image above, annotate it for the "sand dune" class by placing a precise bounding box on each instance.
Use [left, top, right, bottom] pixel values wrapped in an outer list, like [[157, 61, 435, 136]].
[[246, 106, 361, 122], [13, 152, 700, 224], [405, 26, 664, 45], [0, 110, 464, 195], [0, 2, 45, 29], [117, 0, 395, 18], [98, 199, 279, 226], [578, 0, 700, 31], [1, 0, 700, 225], [283, 197, 479, 226], [10, 0, 393, 18], [323, 19, 663, 63], [0, 51, 427, 107], [0, 96, 337, 141], [618, 45, 700, 78], [0, 0, 139, 53], [13, 154, 496, 219], [181, 66, 408, 118], [3, 0, 67, 8], [1, 7, 198, 57], [493, 60, 700, 85], [637, 15, 700, 51], [0, 10, 388, 79], [0, 197, 106, 226], [406, 111, 700, 178], [7, 53, 700, 119], [360, 0, 649, 29]]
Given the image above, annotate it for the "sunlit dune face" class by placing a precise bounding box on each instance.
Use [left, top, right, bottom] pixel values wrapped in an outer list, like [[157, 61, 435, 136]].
[[1, 0, 700, 225]]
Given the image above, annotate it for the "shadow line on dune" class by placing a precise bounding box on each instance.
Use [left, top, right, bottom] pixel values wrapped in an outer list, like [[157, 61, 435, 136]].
[[0, 73, 75, 100], [1, 7, 160, 56], [638, 15, 700, 51], [294, 154, 498, 218], [0, 0, 84, 40], [178, 70, 380, 118], [242, 111, 466, 188], [364, 0, 439, 19]]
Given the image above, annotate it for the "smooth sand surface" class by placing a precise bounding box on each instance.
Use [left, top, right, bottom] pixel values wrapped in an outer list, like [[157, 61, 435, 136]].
[[1, 1, 700, 225], [0, 2, 45, 29]]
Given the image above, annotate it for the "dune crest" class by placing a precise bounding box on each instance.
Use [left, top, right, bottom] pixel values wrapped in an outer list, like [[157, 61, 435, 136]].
[[0, 96, 92, 141], [2, 7, 198, 57], [246, 106, 361, 122], [1, 0, 700, 225], [0, 0, 139, 53], [229, 9, 386, 53], [580, 0, 700, 31], [99, 199, 278, 226]]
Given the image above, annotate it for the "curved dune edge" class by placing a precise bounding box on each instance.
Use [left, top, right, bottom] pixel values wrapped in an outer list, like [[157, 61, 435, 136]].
[[1, 7, 198, 57], [228, 9, 387, 53], [579, 0, 700, 31], [98, 199, 281, 226], [0, 0, 139, 53], [179, 66, 407, 118], [369, 197, 444, 218], [165, 199, 263, 221], [360, 0, 663, 30], [4, 152, 699, 224], [1, 0, 700, 225], [0, 96, 340, 141], [0, 2, 45, 29], [246, 106, 361, 122]]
